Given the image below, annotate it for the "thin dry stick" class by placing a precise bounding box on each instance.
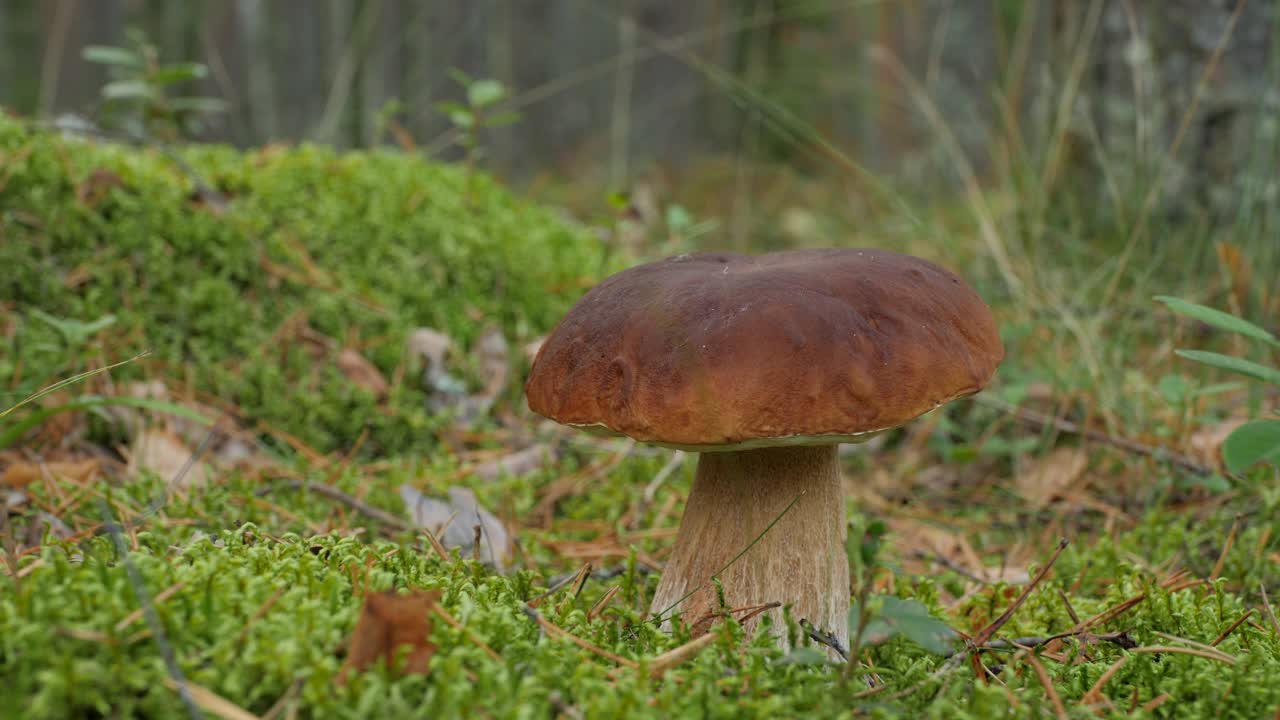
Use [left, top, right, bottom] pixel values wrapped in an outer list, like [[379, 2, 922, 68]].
[[431, 603, 502, 663], [1131, 646, 1236, 665], [977, 396, 1212, 475], [114, 582, 187, 633], [101, 503, 201, 720], [588, 586, 621, 622], [1150, 632, 1237, 663], [645, 633, 719, 677], [1080, 656, 1129, 709], [1211, 609, 1255, 647], [1260, 584, 1280, 639], [1211, 515, 1242, 580], [1020, 651, 1067, 720], [161, 678, 260, 720], [255, 480, 411, 532], [522, 605, 638, 669], [971, 539, 1069, 648]]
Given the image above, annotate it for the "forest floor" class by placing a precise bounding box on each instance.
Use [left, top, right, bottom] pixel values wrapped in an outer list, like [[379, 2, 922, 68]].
[[1, 113, 1279, 719]]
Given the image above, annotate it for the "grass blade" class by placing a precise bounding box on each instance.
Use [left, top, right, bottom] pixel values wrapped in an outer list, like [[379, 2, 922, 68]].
[[1174, 350, 1280, 387], [1156, 296, 1280, 348], [0, 395, 213, 449]]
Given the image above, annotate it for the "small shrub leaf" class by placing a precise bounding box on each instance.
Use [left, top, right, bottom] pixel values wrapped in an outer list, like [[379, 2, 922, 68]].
[[1222, 419, 1280, 474]]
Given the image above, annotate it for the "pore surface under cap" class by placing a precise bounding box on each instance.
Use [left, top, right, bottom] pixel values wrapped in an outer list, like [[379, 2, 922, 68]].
[[525, 248, 1003, 449]]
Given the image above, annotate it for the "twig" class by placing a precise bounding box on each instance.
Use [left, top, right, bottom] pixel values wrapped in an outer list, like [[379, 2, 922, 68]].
[[912, 550, 989, 585], [977, 396, 1213, 475], [644, 633, 719, 677], [1211, 609, 1255, 647], [1079, 656, 1129, 709], [431, 603, 502, 663], [1131, 645, 1236, 665], [161, 678, 260, 720], [521, 604, 638, 669], [255, 480, 411, 532], [1211, 515, 1242, 580], [970, 539, 1069, 648], [1260, 584, 1280, 640], [801, 618, 849, 661], [100, 502, 201, 720], [114, 582, 187, 633], [1021, 651, 1067, 720]]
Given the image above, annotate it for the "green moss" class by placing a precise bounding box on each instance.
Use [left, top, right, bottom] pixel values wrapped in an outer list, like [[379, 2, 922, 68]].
[[0, 115, 607, 455]]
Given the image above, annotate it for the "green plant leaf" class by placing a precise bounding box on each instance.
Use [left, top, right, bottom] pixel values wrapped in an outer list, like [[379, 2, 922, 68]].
[[876, 597, 957, 655], [102, 80, 154, 101], [1222, 420, 1280, 474], [30, 309, 117, 344], [82, 45, 141, 67], [849, 596, 957, 655], [1156, 296, 1280, 348], [169, 96, 229, 114], [466, 79, 506, 108], [1174, 350, 1280, 386], [151, 62, 208, 85]]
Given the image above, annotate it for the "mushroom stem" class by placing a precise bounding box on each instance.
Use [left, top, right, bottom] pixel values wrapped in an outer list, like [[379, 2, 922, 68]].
[[649, 444, 849, 653]]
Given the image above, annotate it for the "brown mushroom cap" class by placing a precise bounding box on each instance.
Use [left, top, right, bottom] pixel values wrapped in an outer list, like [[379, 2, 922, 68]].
[[526, 248, 1003, 450]]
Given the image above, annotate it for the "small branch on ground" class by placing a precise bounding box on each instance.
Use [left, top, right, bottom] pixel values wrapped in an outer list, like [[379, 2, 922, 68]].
[[800, 618, 849, 661], [255, 480, 411, 534], [978, 396, 1214, 476]]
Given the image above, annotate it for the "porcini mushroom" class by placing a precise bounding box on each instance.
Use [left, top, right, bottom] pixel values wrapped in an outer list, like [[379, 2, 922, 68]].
[[525, 248, 1002, 653]]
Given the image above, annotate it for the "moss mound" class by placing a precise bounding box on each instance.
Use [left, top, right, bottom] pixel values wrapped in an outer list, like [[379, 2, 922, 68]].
[[0, 116, 605, 455]]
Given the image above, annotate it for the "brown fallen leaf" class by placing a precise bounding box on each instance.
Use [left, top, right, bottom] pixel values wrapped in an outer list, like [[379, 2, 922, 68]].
[[1188, 417, 1249, 471], [1, 458, 99, 488], [126, 428, 211, 488], [338, 589, 442, 683], [336, 348, 389, 397], [1015, 447, 1089, 509]]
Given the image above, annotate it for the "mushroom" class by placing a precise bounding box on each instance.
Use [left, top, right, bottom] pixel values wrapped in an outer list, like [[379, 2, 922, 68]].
[[524, 248, 1003, 653]]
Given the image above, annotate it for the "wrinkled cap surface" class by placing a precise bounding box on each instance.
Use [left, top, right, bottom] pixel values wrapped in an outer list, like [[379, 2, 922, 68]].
[[525, 248, 1003, 450]]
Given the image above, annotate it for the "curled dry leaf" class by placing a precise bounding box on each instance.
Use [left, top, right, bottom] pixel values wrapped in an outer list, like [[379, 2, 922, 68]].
[[400, 485, 510, 572], [1, 458, 98, 488], [1015, 447, 1089, 509], [338, 589, 442, 684], [336, 348, 389, 397], [126, 428, 211, 489]]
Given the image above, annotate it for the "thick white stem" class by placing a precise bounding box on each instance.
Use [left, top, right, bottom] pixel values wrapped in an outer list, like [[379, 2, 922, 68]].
[[649, 445, 849, 653]]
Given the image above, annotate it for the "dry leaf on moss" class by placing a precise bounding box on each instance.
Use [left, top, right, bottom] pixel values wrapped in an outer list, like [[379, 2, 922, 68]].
[[1016, 448, 1089, 509], [338, 589, 441, 683], [400, 485, 510, 571], [126, 428, 211, 488], [336, 348, 389, 397], [1, 458, 98, 488]]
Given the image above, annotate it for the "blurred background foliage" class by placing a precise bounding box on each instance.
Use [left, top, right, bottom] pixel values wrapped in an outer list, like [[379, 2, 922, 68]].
[[2, 0, 1277, 221]]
